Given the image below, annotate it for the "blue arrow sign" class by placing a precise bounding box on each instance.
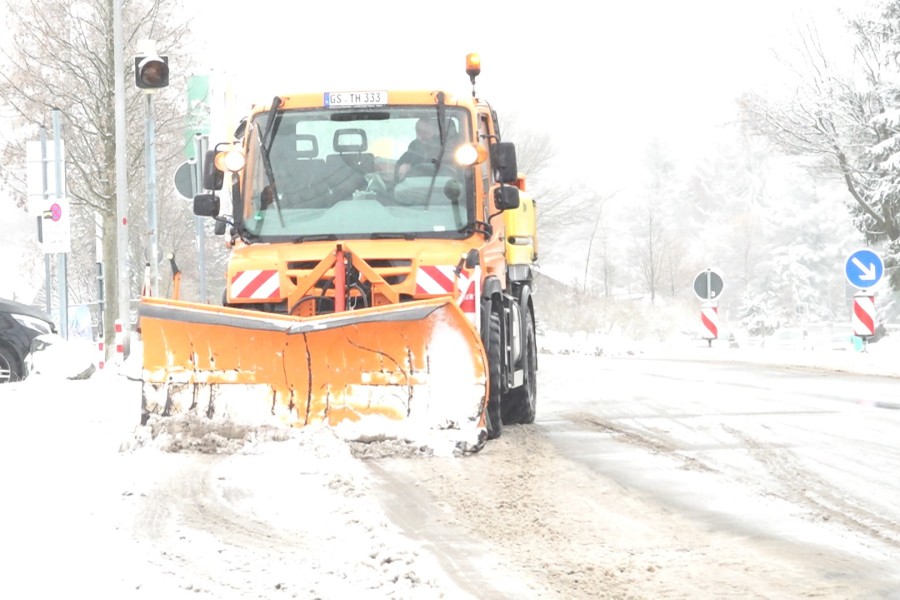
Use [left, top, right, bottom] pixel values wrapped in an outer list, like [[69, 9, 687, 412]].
[[845, 249, 884, 289]]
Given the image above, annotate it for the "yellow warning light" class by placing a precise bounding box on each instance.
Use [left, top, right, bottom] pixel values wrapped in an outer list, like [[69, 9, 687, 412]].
[[466, 53, 481, 80]]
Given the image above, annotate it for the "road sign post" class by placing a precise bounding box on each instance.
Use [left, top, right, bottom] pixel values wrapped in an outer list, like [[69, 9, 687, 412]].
[[852, 292, 875, 340], [693, 268, 724, 301], [844, 249, 883, 350], [700, 301, 719, 346], [693, 268, 724, 347], [174, 159, 196, 200], [844, 249, 883, 290]]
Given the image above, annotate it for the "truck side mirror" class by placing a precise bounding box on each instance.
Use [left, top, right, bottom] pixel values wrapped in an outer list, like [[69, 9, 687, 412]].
[[494, 185, 520, 211], [490, 142, 518, 184], [202, 149, 224, 191], [194, 193, 220, 217]]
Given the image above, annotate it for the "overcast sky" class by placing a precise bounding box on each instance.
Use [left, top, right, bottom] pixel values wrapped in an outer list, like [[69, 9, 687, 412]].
[[183, 0, 866, 182]]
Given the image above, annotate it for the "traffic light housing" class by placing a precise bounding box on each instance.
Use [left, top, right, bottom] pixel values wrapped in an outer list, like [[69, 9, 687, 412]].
[[134, 54, 169, 90]]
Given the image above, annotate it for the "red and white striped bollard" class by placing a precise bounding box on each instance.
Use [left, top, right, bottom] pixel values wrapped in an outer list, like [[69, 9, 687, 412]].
[[852, 292, 875, 352], [700, 301, 719, 347], [115, 319, 125, 364]]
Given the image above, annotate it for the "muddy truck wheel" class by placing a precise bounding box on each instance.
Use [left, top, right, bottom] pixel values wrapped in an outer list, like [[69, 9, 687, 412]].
[[485, 311, 502, 440], [502, 310, 537, 425]]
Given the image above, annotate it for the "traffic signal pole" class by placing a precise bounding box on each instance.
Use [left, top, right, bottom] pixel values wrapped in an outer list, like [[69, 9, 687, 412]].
[[135, 39, 169, 298], [144, 92, 159, 296]]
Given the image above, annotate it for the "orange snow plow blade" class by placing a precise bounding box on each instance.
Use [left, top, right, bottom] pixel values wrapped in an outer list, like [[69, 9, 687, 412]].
[[139, 296, 489, 450]]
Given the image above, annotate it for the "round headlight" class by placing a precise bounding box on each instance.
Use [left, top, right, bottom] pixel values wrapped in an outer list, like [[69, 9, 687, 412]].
[[454, 143, 487, 167], [215, 147, 246, 172]]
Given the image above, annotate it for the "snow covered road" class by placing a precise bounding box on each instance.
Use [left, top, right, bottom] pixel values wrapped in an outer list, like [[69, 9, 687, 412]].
[[1, 344, 899, 598]]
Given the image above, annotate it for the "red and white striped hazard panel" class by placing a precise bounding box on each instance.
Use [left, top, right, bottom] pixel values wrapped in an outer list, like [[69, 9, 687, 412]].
[[852, 294, 875, 337], [415, 265, 480, 328], [415, 265, 467, 295], [700, 303, 718, 339], [231, 269, 281, 300]]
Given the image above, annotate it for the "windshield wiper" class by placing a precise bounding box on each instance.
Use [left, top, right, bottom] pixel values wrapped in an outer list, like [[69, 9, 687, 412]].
[[370, 232, 416, 240], [291, 234, 339, 243], [258, 97, 285, 226], [238, 227, 261, 244], [424, 92, 450, 211]]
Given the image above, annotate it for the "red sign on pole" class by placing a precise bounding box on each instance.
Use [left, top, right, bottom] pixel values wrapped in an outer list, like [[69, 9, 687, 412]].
[[700, 301, 718, 340], [852, 292, 875, 337]]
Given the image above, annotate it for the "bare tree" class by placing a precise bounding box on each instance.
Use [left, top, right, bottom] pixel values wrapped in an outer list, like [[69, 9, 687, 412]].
[[632, 201, 668, 304], [499, 113, 556, 177], [0, 0, 196, 348], [500, 116, 600, 231], [631, 137, 679, 305]]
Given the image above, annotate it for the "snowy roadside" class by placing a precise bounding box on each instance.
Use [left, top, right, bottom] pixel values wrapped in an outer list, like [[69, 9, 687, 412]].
[[0, 372, 478, 599], [537, 328, 900, 379], [2, 328, 898, 598]]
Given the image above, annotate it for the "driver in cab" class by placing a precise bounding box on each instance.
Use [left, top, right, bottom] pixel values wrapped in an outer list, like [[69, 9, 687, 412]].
[[395, 117, 440, 183]]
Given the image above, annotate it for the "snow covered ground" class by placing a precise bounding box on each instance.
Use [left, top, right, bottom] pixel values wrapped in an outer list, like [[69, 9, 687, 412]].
[[0, 370, 471, 598], [1, 330, 897, 598]]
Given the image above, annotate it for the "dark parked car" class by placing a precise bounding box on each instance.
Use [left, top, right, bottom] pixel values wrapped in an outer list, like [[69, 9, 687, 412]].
[[0, 298, 56, 383]]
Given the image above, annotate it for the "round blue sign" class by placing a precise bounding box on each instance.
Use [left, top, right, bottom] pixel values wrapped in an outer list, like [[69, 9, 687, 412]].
[[845, 249, 884, 289]]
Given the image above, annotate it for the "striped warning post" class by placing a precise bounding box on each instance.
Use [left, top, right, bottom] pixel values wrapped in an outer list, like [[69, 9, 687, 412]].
[[97, 340, 105, 369], [700, 302, 718, 340], [852, 293, 875, 337], [114, 319, 125, 364]]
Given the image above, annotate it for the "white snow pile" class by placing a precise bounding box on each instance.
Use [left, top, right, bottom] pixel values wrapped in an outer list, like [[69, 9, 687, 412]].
[[25, 333, 97, 380], [0, 373, 471, 599], [127, 412, 439, 460], [128, 413, 297, 454]]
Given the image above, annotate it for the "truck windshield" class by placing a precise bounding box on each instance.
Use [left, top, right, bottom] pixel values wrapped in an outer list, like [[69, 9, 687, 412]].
[[240, 106, 473, 241]]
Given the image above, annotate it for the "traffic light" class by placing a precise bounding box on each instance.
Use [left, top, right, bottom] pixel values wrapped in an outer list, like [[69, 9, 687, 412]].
[[134, 54, 169, 90]]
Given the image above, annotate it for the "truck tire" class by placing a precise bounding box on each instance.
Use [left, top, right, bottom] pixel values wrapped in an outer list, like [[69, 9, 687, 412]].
[[501, 310, 537, 425], [485, 311, 502, 440]]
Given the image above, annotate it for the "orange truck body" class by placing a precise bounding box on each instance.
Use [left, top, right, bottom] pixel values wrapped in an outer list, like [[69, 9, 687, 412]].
[[139, 57, 538, 451]]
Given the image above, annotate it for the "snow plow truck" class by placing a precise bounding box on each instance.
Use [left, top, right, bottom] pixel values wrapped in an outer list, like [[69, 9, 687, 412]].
[[139, 54, 538, 451]]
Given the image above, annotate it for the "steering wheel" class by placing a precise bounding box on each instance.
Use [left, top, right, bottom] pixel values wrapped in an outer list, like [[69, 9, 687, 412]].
[[365, 172, 388, 193]]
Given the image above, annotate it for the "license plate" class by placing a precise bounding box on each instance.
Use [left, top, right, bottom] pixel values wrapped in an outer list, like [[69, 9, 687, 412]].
[[324, 91, 387, 108]]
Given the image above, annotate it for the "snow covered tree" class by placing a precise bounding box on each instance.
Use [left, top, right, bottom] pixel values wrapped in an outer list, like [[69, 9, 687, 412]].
[[739, 3, 900, 291], [848, 1, 900, 287]]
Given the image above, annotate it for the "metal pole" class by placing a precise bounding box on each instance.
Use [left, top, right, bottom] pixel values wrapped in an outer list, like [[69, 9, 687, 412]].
[[39, 126, 51, 316], [113, 0, 130, 352], [193, 133, 207, 302], [145, 93, 160, 296], [52, 109, 68, 339], [706, 268, 712, 301], [95, 209, 104, 338]]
